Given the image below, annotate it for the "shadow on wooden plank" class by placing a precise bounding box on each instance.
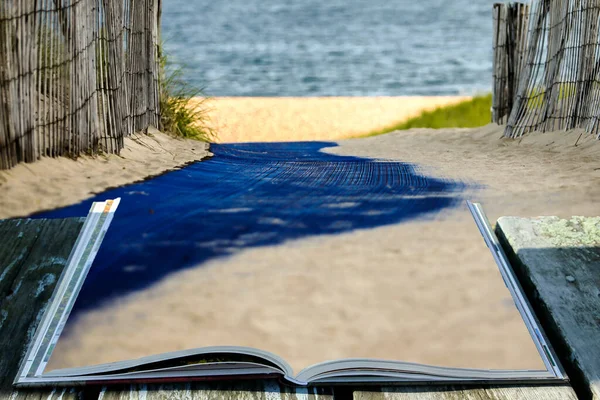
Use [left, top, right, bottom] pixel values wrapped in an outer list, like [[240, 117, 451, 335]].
[[0, 218, 334, 400], [0, 218, 85, 400], [497, 217, 600, 400], [1, 215, 588, 400]]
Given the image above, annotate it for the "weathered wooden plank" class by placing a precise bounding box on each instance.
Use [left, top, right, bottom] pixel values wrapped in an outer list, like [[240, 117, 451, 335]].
[[1, 215, 591, 400], [99, 381, 332, 400], [497, 216, 600, 400], [0, 218, 85, 399], [0, 217, 333, 399], [354, 384, 577, 400], [3, 387, 81, 400]]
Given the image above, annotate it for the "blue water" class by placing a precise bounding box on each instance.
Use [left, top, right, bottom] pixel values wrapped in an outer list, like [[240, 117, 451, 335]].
[[36, 143, 466, 315], [162, 0, 498, 96]]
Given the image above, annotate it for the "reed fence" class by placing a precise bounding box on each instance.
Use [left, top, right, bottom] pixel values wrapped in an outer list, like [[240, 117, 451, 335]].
[[0, 0, 161, 170], [494, 0, 600, 139], [492, 2, 530, 124]]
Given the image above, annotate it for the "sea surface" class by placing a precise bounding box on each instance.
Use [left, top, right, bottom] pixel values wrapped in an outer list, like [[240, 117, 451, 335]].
[[162, 0, 500, 96]]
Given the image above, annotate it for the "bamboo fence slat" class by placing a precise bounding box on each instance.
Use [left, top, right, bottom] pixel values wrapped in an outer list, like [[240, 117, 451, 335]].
[[498, 0, 600, 140], [0, 0, 161, 169], [493, 2, 531, 125], [9, 0, 600, 169]]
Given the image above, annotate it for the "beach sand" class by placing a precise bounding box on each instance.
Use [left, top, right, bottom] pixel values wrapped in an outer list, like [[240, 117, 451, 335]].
[[43, 123, 600, 375], [0, 129, 211, 220], [203, 96, 471, 143], [1, 98, 598, 376], [1, 96, 468, 220]]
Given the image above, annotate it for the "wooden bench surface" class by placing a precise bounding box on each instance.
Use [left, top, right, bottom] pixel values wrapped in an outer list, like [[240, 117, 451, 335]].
[[0, 218, 86, 399], [497, 216, 600, 400], [1, 216, 592, 399]]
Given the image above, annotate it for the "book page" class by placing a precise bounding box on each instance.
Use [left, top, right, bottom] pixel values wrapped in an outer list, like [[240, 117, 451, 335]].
[[40, 142, 546, 376]]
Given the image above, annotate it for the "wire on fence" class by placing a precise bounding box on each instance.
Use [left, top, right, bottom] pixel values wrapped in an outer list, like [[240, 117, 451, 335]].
[[493, 2, 530, 125], [496, 0, 600, 140], [0, 0, 161, 170]]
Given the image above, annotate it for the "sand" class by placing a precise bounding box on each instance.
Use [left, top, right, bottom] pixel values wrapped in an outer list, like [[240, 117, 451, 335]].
[[203, 96, 471, 143], [325, 124, 600, 220], [0, 129, 211, 220], [47, 213, 547, 374], [2, 98, 598, 377], [44, 124, 600, 376]]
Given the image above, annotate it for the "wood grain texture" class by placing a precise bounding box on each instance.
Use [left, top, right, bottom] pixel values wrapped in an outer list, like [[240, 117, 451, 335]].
[[99, 381, 332, 400], [0, 218, 85, 399], [354, 384, 578, 400], [497, 216, 600, 400], [0, 215, 588, 400], [0, 218, 332, 400]]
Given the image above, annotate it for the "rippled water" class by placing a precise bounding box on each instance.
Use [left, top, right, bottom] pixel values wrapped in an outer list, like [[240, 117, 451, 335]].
[[162, 0, 498, 96]]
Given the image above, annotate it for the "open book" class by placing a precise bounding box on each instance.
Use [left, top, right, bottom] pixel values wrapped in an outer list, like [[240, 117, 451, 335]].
[[15, 200, 566, 387]]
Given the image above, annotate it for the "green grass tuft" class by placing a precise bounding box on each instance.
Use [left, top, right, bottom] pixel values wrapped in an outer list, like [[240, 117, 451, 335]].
[[361, 94, 492, 138], [159, 49, 216, 142]]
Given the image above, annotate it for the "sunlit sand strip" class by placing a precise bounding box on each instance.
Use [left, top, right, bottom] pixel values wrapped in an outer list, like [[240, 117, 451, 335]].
[[200, 96, 471, 143]]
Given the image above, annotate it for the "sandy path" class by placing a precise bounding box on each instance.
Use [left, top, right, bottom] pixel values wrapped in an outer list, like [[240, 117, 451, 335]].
[[48, 214, 546, 374], [44, 125, 600, 376], [0, 130, 211, 220], [2, 96, 598, 378], [1, 97, 469, 219], [325, 124, 600, 219], [203, 96, 470, 143]]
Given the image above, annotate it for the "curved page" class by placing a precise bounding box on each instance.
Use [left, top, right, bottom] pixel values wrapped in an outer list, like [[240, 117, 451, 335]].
[[35, 143, 548, 381]]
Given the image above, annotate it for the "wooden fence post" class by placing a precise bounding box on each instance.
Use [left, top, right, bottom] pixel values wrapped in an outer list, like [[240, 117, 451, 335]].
[[0, 1, 11, 169], [0, 0, 162, 170], [492, 2, 530, 125]]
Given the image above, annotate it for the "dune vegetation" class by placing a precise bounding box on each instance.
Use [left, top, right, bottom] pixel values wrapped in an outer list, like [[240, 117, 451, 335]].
[[361, 94, 492, 137]]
